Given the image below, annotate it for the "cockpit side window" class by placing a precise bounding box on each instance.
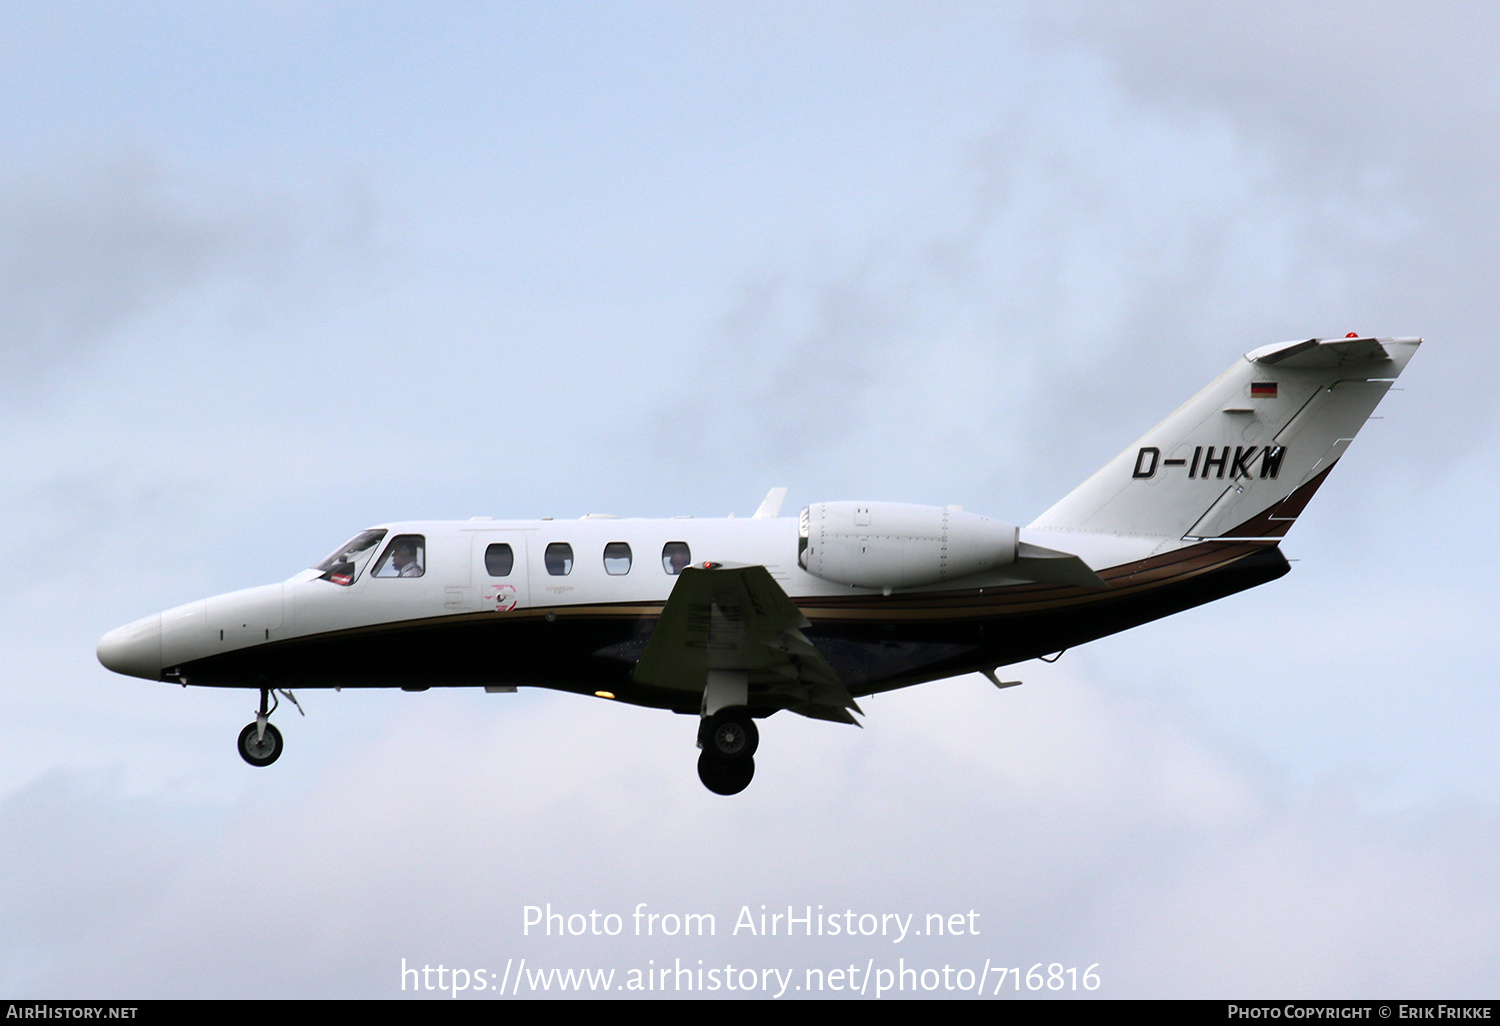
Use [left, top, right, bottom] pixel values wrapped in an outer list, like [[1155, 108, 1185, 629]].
[[371, 535, 426, 578], [314, 529, 388, 586], [662, 541, 691, 575]]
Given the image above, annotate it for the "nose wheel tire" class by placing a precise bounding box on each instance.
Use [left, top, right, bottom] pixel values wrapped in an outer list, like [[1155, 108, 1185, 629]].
[[698, 751, 755, 795], [238, 721, 283, 767]]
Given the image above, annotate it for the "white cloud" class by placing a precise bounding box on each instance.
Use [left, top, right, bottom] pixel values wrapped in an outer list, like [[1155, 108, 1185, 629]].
[[9, 670, 1493, 996]]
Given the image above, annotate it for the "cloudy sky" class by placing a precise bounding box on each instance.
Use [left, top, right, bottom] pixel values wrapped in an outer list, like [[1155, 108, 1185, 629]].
[[3, 1, 1497, 999]]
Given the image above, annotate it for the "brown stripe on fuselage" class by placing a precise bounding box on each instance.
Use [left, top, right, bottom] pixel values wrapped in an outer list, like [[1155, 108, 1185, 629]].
[[257, 531, 1286, 650], [788, 539, 1275, 621]]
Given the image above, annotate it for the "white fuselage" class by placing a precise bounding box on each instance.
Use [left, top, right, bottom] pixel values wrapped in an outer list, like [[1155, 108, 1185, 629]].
[[109, 514, 1153, 680]]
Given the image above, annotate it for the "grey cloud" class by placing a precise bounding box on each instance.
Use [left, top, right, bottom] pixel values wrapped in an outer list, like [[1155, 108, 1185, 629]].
[[667, 76, 1417, 512], [0, 158, 374, 391], [1033, 1, 1500, 161], [1029, 2, 1500, 458], [1107, 796, 1500, 996], [0, 770, 202, 993], [10, 679, 1496, 996]]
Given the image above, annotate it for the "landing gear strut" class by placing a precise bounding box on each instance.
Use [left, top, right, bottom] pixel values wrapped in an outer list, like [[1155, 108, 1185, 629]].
[[696, 707, 757, 795], [237, 687, 286, 767]]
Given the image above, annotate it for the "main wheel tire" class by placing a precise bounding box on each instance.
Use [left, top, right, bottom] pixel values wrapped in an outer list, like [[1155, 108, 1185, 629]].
[[701, 709, 759, 759], [697, 751, 754, 796], [237, 721, 283, 767]]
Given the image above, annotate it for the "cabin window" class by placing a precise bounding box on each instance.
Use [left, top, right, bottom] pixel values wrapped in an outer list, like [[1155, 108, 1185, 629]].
[[371, 535, 426, 578], [484, 543, 514, 577], [603, 542, 632, 575], [544, 542, 574, 576], [662, 541, 691, 575], [314, 529, 388, 586]]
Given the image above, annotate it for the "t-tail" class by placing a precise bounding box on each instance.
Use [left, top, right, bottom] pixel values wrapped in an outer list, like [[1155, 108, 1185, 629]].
[[1028, 336, 1421, 547]]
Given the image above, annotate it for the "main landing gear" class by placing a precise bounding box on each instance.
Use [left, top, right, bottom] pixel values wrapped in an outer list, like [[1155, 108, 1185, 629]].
[[696, 707, 758, 796], [236, 687, 301, 767]]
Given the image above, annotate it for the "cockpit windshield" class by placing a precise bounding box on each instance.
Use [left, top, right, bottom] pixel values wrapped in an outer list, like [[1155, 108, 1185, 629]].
[[313, 529, 388, 586]]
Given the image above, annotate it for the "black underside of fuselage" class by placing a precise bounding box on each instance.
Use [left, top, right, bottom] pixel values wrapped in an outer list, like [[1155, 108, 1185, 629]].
[[172, 543, 1289, 713]]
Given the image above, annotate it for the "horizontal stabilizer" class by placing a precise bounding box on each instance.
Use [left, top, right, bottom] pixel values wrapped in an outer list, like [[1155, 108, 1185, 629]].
[[1009, 542, 1109, 589], [1246, 336, 1393, 369]]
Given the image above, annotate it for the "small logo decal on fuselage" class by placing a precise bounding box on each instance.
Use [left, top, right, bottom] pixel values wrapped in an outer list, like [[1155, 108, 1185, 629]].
[[485, 584, 518, 611], [1132, 445, 1285, 480]]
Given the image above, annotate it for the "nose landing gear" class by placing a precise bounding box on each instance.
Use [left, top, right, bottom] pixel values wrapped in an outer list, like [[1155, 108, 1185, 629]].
[[238, 720, 283, 766], [236, 687, 301, 767], [696, 708, 758, 795]]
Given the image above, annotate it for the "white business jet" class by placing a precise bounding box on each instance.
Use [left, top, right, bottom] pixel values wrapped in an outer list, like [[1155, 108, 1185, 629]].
[[99, 335, 1419, 794]]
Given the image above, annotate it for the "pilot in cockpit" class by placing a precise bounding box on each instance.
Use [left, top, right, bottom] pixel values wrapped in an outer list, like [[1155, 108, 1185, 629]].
[[373, 536, 425, 578], [393, 543, 423, 577]]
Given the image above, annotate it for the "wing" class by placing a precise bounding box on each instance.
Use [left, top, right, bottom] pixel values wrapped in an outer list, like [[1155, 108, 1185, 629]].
[[632, 563, 862, 725]]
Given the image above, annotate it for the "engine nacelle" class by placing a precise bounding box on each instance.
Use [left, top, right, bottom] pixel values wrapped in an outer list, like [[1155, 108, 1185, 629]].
[[797, 502, 1018, 590]]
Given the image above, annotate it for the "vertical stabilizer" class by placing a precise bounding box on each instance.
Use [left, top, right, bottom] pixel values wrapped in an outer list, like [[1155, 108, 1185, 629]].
[[1029, 337, 1420, 542]]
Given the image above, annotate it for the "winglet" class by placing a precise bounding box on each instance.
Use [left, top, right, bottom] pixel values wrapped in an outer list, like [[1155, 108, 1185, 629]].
[[753, 487, 789, 519]]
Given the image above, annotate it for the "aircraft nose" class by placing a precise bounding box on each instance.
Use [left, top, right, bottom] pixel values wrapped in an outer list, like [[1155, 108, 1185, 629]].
[[97, 614, 164, 681]]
